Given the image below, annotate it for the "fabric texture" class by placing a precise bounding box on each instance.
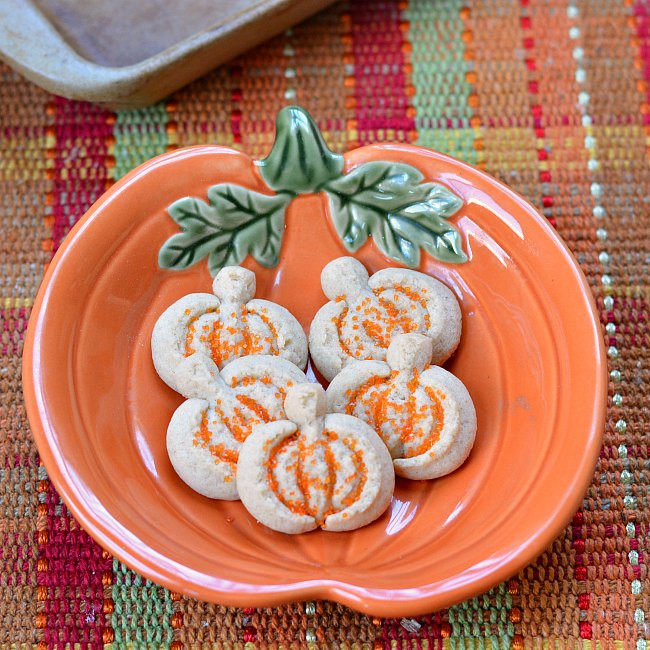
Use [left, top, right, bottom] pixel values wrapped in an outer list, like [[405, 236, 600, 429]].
[[1, 0, 648, 647]]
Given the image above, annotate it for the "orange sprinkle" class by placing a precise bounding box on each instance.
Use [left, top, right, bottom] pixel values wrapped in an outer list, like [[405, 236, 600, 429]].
[[340, 445, 367, 507], [402, 386, 445, 457], [235, 393, 271, 430], [265, 434, 298, 509], [333, 286, 430, 357], [332, 307, 356, 357], [224, 407, 249, 443], [208, 442, 239, 465], [347, 368, 446, 458], [362, 318, 387, 347], [193, 412, 212, 449], [263, 427, 369, 524], [255, 309, 280, 354], [210, 326, 229, 368], [185, 307, 219, 357]]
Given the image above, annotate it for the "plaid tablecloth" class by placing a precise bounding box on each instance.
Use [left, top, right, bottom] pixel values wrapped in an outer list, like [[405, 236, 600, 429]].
[[1, 0, 648, 646]]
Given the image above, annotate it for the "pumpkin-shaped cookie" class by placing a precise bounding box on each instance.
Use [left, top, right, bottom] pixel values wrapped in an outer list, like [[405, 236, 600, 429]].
[[308, 257, 461, 381], [153, 266, 308, 397], [237, 384, 394, 534], [327, 333, 476, 480], [167, 353, 308, 500]]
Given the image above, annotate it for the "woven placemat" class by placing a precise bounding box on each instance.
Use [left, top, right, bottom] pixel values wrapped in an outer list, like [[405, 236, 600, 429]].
[[1, 0, 648, 646]]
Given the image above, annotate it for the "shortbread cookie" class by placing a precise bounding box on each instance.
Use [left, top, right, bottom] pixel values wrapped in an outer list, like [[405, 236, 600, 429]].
[[153, 266, 308, 396], [327, 333, 476, 480], [237, 383, 394, 534], [309, 257, 461, 381], [167, 353, 308, 500]]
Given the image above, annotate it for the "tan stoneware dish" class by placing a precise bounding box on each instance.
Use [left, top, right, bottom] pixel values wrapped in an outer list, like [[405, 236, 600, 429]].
[[0, 0, 334, 108], [22, 107, 606, 616]]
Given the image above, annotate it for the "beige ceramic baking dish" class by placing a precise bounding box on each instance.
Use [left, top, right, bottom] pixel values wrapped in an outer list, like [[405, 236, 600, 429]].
[[0, 0, 334, 109]]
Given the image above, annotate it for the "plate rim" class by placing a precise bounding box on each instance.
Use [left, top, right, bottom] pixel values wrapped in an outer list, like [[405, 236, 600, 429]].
[[22, 143, 607, 616]]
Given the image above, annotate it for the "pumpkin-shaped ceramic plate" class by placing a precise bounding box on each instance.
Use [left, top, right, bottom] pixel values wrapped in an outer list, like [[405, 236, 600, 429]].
[[23, 108, 606, 616]]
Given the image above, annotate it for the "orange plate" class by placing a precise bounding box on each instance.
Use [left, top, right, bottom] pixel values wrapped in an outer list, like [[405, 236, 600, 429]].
[[23, 144, 606, 616]]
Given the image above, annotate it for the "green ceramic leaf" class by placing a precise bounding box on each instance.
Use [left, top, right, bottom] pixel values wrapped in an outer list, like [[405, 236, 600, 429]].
[[417, 182, 463, 219], [159, 230, 225, 270], [167, 196, 222, 232], [159, 184, 291, 274], [259, 106, 344, 194], [206, 202, 287, 274], [323, 161, 467, 266], [388, 210, 467, 266]]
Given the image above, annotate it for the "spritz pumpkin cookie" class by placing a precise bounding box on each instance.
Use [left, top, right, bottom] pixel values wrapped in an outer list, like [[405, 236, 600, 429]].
[[153, 266, 308, 396], [327, 333, 476, 480], [167, 353, 308, 500], [308, 257, 461, 381], [237, 383, 394, 533]]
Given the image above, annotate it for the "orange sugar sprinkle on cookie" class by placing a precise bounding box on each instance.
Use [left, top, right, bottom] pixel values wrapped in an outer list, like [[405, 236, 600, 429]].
[[235, 394, 271, 428], [202, 304, 280, 366], [398, 373, 424, 445], [194, 413, 212, 448], [263, 428, 368, 523], [323, 446, 338, 513], [207, 442, 238, 466], [241, 326, 254, 355], [185, 324, 197, 356], [347, 367, 446, 458], [402, 386, 445, 458], [265, 434, 301, 511], [345, 376, 389, 416], [333, 285, 432, 357], [362, 318, 387, 346], [185, 307, 219, 357], [377, 294, 399, 320], [255, 310, 280, 354], [209, 319, 224, 365], [340, 447, 367, 507], [332, 307, 354, 357], [393, 285, 431, 329]]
